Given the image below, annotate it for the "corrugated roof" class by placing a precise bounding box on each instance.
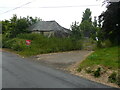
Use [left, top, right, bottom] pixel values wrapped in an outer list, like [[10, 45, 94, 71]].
[[29, 21, 70, 33]]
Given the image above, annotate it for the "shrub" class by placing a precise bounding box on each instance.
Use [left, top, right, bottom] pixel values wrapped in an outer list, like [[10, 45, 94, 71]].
[[2, 36, 27, 51], [97, 40, 102, 48], [102, 39, 112, 48], [11, 38, 26, 51], [116, 74, 120, 86], [93, 67, 101, 77], [2, 38, 15, 48], [77, 67, 82, 72], [108, 71, 120, 87], [3, 33, 83, 56], [108, 72, 117, 83], [17, 33, 46, 40], [2, 35, 10, 48]]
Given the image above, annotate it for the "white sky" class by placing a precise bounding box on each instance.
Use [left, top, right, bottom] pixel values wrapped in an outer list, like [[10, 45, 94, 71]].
[[0, 0, 106, 29]]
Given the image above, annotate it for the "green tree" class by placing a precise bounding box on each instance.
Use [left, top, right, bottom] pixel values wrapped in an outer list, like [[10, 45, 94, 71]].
[[80, 20, 95, 37], [81, 8, 92, 22], [99, 1, 120, 44], [80, 8, 96, 38], [2, 14, 42, 38], [9, 15, 29, 37], [93, 16, 97, 27], [71, 21, 82, 40]]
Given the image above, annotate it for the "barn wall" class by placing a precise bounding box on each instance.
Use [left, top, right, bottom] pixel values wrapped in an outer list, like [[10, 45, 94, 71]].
[[43, 31, 54, 37], [32, 31, 41, 34], [32, 31, 54, 37], [31, 30, 70, 38]]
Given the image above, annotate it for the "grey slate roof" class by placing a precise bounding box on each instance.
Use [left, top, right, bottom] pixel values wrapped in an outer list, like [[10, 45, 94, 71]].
[[29, 21, 71, 33]]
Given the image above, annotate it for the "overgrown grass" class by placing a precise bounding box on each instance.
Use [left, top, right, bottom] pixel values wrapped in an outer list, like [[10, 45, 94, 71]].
[[78, 46, 119, 70], [82, 37, 97, 50], [2, 33, 83, 56]]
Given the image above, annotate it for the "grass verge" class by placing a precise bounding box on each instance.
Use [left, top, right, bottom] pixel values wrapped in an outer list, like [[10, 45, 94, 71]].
[[78, 46, 119, 70], [77, 46, 120, 87]]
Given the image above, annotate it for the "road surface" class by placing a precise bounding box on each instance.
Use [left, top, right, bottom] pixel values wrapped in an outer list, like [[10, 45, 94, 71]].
[[2, 51, 113, 88]]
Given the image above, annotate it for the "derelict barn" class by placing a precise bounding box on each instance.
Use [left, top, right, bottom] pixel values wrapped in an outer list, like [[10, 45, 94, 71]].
[[29, 21, 71, 37]]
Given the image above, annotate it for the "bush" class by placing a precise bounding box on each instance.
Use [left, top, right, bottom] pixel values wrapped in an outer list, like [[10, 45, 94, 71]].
[[17, 33, 46, 40], [117, 74, 120, 86], [2, 38, 15, 48], [97, 40, 102, 48], [108, 72, 120, 87], [3, 33, 83, 56], [102, 39, 112, 48], [108, 72, 117, 83], [11, 38, 26, 51], [2, 36, 27, 51], [93, 67, 101, 77], [77, 67, 82, 72], [2, 35, 10, 48]]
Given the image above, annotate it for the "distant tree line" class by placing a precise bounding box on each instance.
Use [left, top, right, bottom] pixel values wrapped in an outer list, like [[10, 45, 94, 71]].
[[71, 1, 120, 46], [71, 8, 100, 40]]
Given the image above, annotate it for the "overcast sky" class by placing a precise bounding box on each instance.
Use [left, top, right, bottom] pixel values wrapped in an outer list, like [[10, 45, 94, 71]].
[[0, 0, 106, 29]]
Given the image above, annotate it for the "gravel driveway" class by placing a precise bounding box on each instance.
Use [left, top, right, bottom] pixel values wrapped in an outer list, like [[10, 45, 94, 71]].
[[33, 50, 93, 69]]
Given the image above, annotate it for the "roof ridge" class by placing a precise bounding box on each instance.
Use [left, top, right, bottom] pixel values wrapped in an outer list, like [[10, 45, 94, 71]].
[[39, 20, 56, 22]]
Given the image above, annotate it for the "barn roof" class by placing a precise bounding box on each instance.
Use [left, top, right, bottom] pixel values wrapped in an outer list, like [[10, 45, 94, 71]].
[[29, 21, 71, 33]]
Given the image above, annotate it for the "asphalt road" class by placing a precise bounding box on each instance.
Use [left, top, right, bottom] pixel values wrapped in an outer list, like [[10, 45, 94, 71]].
[[2, 51, 114, 88]]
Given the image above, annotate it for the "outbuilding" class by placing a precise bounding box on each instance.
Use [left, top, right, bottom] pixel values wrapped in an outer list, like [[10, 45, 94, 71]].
[[28, 20, 71, 37]]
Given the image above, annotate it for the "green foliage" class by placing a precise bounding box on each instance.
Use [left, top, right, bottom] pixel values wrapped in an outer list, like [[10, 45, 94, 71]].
[[2, 14, 41, 38], [17, 33, 45, 40], [0, 34, 2, 48], [101, 39, 112, 48], [93, 67, 101, 77], [3, 33, 83, 56], [96, 40, 102, 48], [88, 54, 98, 60], [77, 67, 82, 72], [117, 73, 120, 86], [71, 21, 82, 40], [93, 16, 97, 27], [81, 8, 92, 22], [80, 20, 95, 38], [2, 36, 26, 51], [82, 38, 97, 50], [79, 8, 96, 38], [99, 2, 120, 45], [2, 35, 11, 48], [79, 46, 119, 69], [108, 71, 120, 86], [108, 72, 117, 83]]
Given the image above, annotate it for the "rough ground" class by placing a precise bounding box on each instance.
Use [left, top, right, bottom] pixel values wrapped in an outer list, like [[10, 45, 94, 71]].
[[32, 50, 119, 88], [32, 50, 93, 69]]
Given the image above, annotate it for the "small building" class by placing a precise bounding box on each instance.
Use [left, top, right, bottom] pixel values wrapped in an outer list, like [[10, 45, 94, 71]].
[[28, 21, 71, 37]]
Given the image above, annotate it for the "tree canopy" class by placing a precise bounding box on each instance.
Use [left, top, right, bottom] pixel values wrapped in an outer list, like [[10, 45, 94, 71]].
[[80, 8, 96, 38], [2, 14, 41, 38], [99, 1, 120, 44], [71, 21, 82, 40], [81, 8, 92, 23]]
